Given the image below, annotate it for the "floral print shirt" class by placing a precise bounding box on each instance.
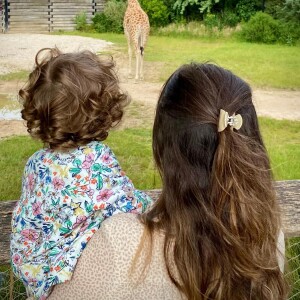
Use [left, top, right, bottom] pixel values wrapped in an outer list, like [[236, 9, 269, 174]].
[[11, 141, 152, 299]]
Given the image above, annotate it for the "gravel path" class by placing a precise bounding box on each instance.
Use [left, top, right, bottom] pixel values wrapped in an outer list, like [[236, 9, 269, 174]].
[[0, 34, 112, 75]]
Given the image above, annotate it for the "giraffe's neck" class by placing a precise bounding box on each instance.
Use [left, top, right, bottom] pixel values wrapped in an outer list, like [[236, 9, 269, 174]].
[[128, 0, 141, 8]]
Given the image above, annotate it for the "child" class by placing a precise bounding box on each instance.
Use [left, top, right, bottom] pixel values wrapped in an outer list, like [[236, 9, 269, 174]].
[[10, 48, 152, 300]]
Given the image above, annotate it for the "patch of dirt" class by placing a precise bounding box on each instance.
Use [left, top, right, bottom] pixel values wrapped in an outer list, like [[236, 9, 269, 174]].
[[0, 34, 113, 75], [253, 89, 300, 121], [0, 34, 299, 140], [0, 80, 24, 94], [0, 120, 27, 138]]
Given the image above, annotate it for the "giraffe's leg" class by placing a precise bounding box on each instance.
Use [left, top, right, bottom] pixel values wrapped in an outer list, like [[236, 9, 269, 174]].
[[135, 48, 141, 84], [140, 51, 144, 81], [139, 32, 148, 81], [127, 37, 133, 79]]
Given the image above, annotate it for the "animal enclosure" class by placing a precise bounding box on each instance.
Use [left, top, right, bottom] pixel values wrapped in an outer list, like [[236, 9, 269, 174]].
[[1, 0, 106, 33]]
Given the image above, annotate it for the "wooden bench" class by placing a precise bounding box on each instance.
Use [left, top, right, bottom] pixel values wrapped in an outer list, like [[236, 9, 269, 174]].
[[0, 181, 299, 265]]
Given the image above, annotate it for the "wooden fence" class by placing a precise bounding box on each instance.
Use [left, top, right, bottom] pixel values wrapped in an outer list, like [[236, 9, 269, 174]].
[[0, 1, 3, 33], [1, 0, 6, 33], [2, 0, 106, 33], [0, 180, 299, 265]]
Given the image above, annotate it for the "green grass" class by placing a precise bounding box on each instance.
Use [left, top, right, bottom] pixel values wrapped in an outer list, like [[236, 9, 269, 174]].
[[55, 31, 300, 89], [259, 118, 300, 180], [0, 137, 42, 200], [0, 117, 299, 201], [146, 38, 300, 89], [0, 265, 26, 300], [106, 128, 161, 190], [286, 237, 300, 296], [0, 71, 29, 81]]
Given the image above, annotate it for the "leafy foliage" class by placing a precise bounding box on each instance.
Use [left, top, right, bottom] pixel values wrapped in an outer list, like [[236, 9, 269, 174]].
[[92, 0, 126, 33], [200, 0, 220, 13], [278, 21, 300, 45], [74, 11, 88, 31], [236, 0, 257, 21], [92, 13, 109, 33], [265, 0, 285, 18], [204, 13, 220, 30], [240, 12, 281, 43], [140, 0, 169, 27], [173, 0, 223, 16], [240, 10, 300, 45], [163, 0, 179, 22], [281, 0, 300, 23], [75, 0, 299, 46], [173, 0, 201, 15], [222, 11, 240, 27], [279, 0, 300, 44]]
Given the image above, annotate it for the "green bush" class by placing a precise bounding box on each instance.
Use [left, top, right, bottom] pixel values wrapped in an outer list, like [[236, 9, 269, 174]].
[[265, 0, 285, 19], [92, 0, 126, 33], [203, 11, 240, 31], [163, 0, 179, 22], [278, 22, 300, 45], [236, 0, 257, 21], [204, 13, 220, 29], [240, 11, 300, 45], [222, 11, 240, 28], [140, 0, 169, 27], [266, 0, 300, 24], [92, 13, 110, 33], [173, 0, 201, 16], [74, 11, 88, 31], [281, 0, 300, 23], [240, 12, 281, 44], [264, 0, 300, 45], [278, 0, 300, 45]]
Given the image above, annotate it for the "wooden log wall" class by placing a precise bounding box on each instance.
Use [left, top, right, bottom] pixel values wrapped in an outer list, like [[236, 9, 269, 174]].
[[0, 180, 299, 265], [8, 0, 50, 33], [1, 0, 6, 33], [50, 0, 93, 32], [94, 0, 105, 12], [0, 0, 3, 33], [2, 0, 106, 33]]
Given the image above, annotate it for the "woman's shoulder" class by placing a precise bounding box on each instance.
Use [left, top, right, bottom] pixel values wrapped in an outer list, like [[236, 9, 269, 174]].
[[92, 213, 145, 247], [69, 214, 146, 284], [103, 212, 142, 225], [49, 214, 183, 300]]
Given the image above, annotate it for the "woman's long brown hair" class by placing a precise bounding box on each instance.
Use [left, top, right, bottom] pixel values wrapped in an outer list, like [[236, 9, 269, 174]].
[[141, 63, 289, 299]]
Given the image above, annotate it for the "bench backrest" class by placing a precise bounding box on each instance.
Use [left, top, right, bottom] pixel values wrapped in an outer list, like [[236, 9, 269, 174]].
[[1, 180, 299, 265]]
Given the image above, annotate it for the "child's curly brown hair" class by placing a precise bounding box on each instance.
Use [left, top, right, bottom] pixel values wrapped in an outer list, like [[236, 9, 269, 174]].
[[19, 47, 129, 151]]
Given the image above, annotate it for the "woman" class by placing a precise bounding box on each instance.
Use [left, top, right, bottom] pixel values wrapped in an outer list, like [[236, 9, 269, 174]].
[[49, 63, 288, 300]]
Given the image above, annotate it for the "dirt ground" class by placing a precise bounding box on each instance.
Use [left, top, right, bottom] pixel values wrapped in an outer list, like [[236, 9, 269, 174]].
[[0, 34, 299, 139]]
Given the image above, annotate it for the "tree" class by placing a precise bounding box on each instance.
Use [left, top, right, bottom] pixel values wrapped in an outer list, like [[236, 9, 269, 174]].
[[173, 0, 201, 15], [200, 0, 220, 13], [281, 0, 300, 23]]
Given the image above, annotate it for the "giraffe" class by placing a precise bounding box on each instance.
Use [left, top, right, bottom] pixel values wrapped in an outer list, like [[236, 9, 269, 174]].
[[123, 0, 150, 83]]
